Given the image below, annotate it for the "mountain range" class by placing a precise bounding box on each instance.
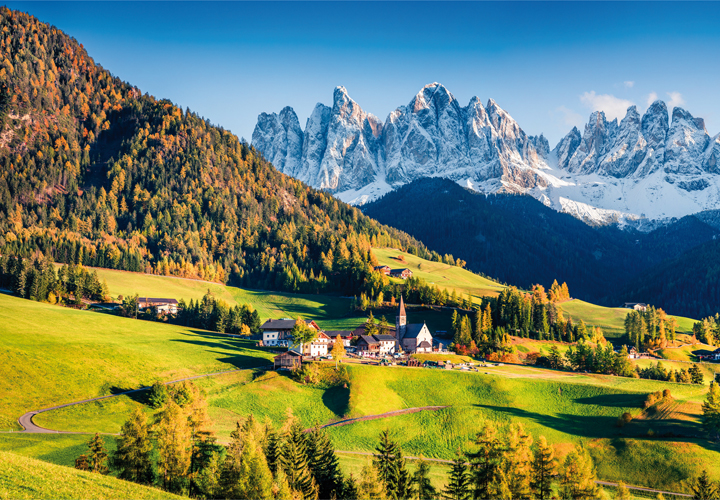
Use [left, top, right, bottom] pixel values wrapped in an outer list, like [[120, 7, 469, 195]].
[[253, 83, 720, 227]]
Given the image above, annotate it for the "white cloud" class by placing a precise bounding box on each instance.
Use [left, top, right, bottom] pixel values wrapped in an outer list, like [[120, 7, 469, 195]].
[[646, 92, 658, 107], [666, 91, 685, 110], [580, 91, 635, 121], [555, 105, 584, 129], [624, 81, 635, 88]]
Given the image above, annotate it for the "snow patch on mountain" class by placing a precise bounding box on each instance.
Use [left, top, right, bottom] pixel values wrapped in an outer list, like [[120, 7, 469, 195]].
[[253, 84, 720, 228]]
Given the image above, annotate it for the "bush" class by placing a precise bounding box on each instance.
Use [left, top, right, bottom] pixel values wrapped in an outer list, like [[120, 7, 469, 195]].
[[616, 412, 633, 428], [147, 381, 168, 409]]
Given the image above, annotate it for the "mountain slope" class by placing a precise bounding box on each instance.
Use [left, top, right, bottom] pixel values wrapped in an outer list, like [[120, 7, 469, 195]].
[[0, 7, 434, 296], [254, 83, 720, 225], [363, 177, 719, 306]]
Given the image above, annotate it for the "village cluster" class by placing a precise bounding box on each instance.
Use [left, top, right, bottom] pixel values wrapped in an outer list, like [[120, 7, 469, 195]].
[[264, 297, 441, 367]]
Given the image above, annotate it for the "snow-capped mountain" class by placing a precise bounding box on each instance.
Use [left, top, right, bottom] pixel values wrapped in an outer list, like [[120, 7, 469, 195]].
[[252, 83, 720, 226]]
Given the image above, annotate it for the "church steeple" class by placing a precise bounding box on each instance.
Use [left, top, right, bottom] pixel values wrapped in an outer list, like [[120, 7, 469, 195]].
[[396, 295, 407, 341]]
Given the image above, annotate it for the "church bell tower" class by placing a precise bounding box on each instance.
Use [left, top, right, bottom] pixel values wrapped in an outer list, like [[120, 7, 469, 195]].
[[396, 295, 407, 340]]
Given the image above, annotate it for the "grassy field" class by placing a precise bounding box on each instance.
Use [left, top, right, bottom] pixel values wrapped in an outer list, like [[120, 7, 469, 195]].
[[0, 450, 178, 500], [561, 300, 696, 339], [373, 248, 506, 301], [0, 293, 274, 431]]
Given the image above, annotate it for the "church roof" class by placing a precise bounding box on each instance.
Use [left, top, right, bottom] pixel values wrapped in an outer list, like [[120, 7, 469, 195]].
[[404, 323, 429, 339], [398, 295, 406, 317]]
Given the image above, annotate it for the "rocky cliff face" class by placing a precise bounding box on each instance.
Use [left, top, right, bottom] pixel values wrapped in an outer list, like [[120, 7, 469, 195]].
[[253, 83, 720, 226], [253, 83, 551, 199]]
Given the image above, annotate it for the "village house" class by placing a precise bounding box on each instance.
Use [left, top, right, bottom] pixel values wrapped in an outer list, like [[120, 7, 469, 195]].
[[624, 302, 648, 312], [325, 331, 354, 347], [138, 298, 179, 315], [374, 334, 397, 354], [301, 331, 332, 357], [356, 335, 381, 355], [374, 265, 391, 276], [389, 268, 413, 279], [395, 297, 433, 353], [260, 318, 320, 347]]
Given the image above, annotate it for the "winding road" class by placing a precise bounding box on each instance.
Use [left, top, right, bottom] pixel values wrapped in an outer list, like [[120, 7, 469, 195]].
[[8, 367, 693, 499]]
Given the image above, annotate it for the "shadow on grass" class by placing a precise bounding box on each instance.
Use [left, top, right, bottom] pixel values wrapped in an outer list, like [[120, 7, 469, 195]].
[[107, 386, 151, 405], [323, 385, 351, 418], [574, 393, 646, 408]]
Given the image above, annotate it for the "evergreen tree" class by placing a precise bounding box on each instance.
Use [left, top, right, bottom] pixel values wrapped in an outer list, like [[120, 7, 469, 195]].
[[504, 423, 532, 499], [443, 452, 471, 500], [307, 427, 344, 500], [88, 433, 109, 475], [272, 468, 296, 500], [373, 429, 411, 499], [112, 408, 154, 484], [615, 481, 632, 500], [413, 458, 437, 500], [466, 423, 505, 499], [265, 426, 285, 475], [692, 470, 718, 500], [154, 400, 192, 493], [282, 422, 318, 499], [702, 382, 720, 440], [558, 446, 598, 500], [74, 454, 90, 472], [530, 436, 555, 500], [359, 465, 386, 500]]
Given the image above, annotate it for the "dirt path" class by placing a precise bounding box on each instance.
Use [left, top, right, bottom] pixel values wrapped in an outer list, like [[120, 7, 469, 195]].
[[335, 452, 692, 498], [12, 366, 269, 434]]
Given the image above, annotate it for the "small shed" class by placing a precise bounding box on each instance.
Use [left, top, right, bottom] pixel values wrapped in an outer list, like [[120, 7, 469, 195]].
[[274, 350, 303, 370]]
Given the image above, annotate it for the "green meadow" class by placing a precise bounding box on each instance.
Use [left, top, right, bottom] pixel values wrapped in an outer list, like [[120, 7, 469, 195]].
[[373, 247, 506, 300], [0, 293, 274, 431], [0, 450, 179, 500]]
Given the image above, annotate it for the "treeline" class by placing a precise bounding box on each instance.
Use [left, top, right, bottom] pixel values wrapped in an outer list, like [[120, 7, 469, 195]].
[[75, 374, 606, 500], [536, 343, 705, 384], [624, 306, 678, 350], [0, 254, 108, 304], [693, 314, 720, 346], [0, 7, 434, 299], [119, 291, 261, 336]]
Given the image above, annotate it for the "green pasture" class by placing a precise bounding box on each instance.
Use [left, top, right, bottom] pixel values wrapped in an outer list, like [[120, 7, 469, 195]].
[[0, 293, 273, 431], [372, 248, 506, 301], [0, 450, 178, 500]]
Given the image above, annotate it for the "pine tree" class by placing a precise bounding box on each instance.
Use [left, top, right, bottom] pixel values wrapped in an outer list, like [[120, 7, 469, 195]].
[[466, 423, 505, 499], [692, 470, 718, 500], [504, 423, 532, 499], [154, 399, 192, 492], [530, 436, 555, 500], [88, 433, 109, 475], [112, 408, 154, 484], [265, 426, 285, 475], [74, 454, 90, 471], [558, 446, 597, 500], [615, 481, 632, 500], [359, 465, 386, 500], [413, 458, 437, 500], [374, 430, 400, 494], [307, 427, 344, 500], [443, 452, 471, 500], [282, 422, 318, 499], [702, 382, 720, 440], [272, 468, 296, 500]]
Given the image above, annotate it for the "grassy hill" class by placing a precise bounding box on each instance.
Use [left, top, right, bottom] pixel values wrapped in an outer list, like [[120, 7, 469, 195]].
[[0, 450, 179, 500], [373, 248, 506, 301], [0, 293, 273, 431]]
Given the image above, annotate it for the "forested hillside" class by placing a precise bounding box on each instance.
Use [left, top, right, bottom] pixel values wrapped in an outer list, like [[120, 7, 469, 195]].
[[0, 8, 433, 296], [363, 178, 720, 315]]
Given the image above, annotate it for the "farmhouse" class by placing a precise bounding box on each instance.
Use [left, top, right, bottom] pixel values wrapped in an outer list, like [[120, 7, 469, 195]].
[[301, 331, 332, 357], [356, 335, 380, 354], [624, 302, 648, 312], [260, 318, 320, 347], [274, 350, 303, 370], [395, 296, 433, 353], [374, 265, 391, 276], [325, 331, 354, 347], [374, 334, 397, 354], [138, 297, 179, 315], [389, 268, 413, 279]]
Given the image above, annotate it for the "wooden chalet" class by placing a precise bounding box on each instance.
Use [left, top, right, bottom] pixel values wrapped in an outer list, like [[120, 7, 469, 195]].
[[356, 335, 381, 354], [274, 350, 303, 370], [374, 265, 391, 276], [325, 331, 354, 347], [260, 318, 320, 347], [138, 297, 179, 314], [624, 302, 648, 312], [389, 268, 413, 279]]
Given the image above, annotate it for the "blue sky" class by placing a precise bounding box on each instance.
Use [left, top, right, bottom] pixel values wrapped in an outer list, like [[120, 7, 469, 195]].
[[9, 1, 720, 145]]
